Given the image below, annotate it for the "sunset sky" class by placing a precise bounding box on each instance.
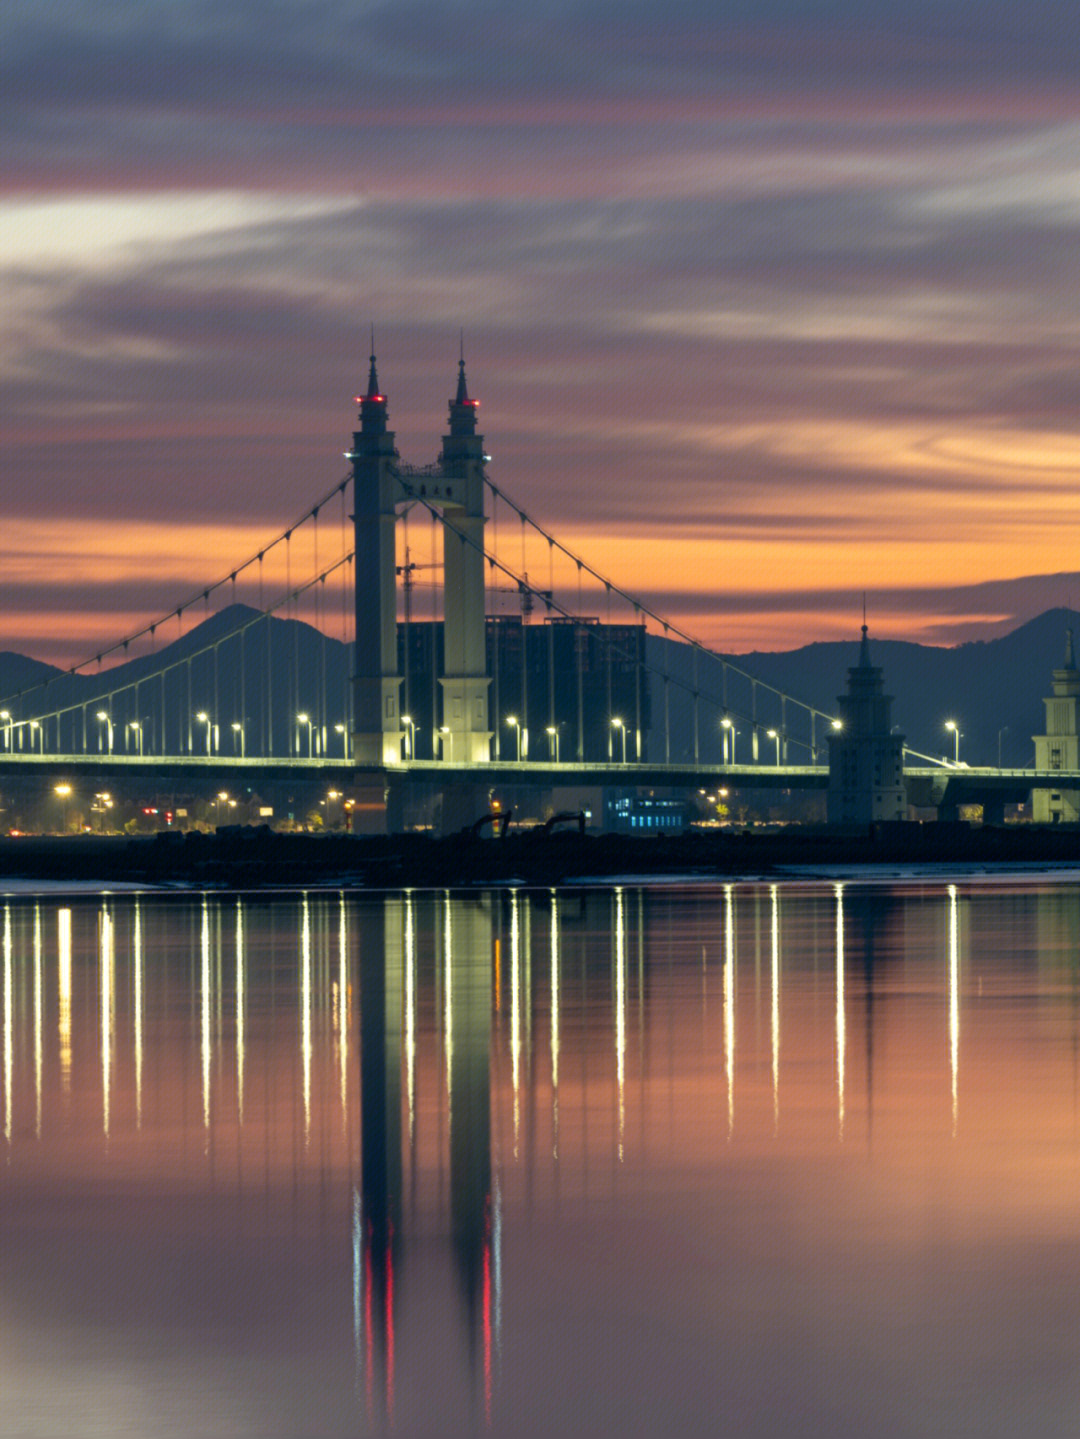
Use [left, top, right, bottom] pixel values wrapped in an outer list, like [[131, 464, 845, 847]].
[[6, 1, 1080, 665]]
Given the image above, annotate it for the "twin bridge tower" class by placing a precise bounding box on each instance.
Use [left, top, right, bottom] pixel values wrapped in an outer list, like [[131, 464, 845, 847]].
[[350, 353, 490, 768]]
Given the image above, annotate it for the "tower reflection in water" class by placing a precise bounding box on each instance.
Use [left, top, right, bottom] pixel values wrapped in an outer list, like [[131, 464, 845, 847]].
[[0, 879, 1067, 1431]]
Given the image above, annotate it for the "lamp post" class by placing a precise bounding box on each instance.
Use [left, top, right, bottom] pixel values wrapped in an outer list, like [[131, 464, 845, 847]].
[[0, 711, 10, 751], [54, 783, 72, 833], [438, 725, 451, 762], [720, 716, 734, 764], [296, 712, 313, 758], [93, 791, 112, 833], [334, 723, 349, 759], [767, 728, 781, 765], [127, 720, 142, 756], [545, 724, 560, 762], [944, 720, 960, 765], [327, 789, 341, 830], [401, 714, 416, 760], [611, 717, 627, 764], [96, 710, 113, 754], [505, 715, 522, 762], [231, 721, 245, 758], [195, 711, 212, 756], [29, 721, 42, 755]]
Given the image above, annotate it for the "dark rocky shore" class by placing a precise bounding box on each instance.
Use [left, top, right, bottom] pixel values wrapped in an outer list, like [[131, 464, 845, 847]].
[[2, 822, 1080, 889]]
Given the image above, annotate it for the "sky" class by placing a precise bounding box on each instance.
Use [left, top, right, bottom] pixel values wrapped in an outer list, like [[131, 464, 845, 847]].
[[6, 0, 1080, 665]]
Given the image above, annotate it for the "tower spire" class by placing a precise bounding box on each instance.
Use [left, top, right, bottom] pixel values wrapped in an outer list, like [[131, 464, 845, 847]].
[[448, 341, 479, 436], [364, 324, 383, 402], [1066, 627, 1076, 670], [859, 594, 871, 666], [355, 328, 387, 434]]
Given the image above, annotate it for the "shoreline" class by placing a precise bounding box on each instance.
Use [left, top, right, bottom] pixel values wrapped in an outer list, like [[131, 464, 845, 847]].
[[2, 822, 1080, 890]]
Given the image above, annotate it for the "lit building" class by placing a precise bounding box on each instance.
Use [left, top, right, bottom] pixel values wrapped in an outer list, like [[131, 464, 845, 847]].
[[1032, 630, 1080, 823], [827, 625, 906, 823]]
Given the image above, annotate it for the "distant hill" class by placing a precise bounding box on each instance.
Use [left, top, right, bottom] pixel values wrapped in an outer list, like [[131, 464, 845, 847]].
[[659, 608, 1080, 769]]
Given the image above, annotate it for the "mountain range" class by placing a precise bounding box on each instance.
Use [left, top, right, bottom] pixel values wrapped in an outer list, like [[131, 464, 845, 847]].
[[0, 605, 1073, 770]]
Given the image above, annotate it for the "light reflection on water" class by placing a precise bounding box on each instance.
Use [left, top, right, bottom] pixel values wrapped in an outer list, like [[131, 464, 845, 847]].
[[1, 882, 1080, 1435]]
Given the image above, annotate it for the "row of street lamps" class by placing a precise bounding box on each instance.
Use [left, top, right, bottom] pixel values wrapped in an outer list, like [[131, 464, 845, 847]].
[[0, 703, 996, 769]]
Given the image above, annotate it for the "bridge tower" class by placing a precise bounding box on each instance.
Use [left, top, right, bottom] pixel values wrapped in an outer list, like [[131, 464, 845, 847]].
[[437, 357, 492, 764], [349, 351, 404, 767]]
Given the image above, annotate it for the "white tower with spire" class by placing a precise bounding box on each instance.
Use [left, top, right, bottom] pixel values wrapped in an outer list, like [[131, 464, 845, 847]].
[[827, 624, 907, 823], [1032, 630, 1080, 822], [434, 353, 492, 764]]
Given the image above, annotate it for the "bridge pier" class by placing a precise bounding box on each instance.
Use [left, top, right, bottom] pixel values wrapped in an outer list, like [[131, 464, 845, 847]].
[[350, 772, 406, 835], [981, 798, 1006, 826]]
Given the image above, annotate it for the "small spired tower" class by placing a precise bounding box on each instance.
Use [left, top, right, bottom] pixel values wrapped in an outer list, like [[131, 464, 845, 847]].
[[1032, 630, 1080, 822], [437, 356, 492, 764], [827, 624, 907, 823], [349, 352, 405, 767]]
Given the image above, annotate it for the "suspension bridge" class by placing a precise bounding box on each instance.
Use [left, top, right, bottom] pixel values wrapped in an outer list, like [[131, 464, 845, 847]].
[[0, 351, 1064, 831]]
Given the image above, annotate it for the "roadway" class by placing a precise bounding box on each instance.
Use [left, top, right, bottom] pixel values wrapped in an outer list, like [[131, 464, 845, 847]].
[[0, 753, 1072, 797]]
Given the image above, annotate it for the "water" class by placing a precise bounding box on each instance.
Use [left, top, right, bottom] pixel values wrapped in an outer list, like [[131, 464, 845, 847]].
[[1, 879, 1080, 1437]]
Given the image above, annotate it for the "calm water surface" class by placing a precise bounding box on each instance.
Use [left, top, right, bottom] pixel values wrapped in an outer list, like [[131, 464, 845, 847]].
[[1, 879, 1080, 1437]]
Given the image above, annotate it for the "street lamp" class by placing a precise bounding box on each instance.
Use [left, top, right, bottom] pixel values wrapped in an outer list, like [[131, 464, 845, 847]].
[[127, 720, 143, 756], [401, 714, 416, 760], [0, 711, 10, 751], [438, 724, 451, 761], [944, 720, 960, 764], [334, 723, 349, 759], [545, 724, 560, 762], [54, 783, 72, 833], [296, 712, 313, 757], [28, 721, 42, 754], [767, 728, 781, 764], [93, 791, 112, 833], [231, 721, 245, 758], [327, 789, 341, 829], [720, 716, 734, 764], [505, 715, 522, 762], [195, 711, 212, 756], [96, 710, 113, 754], [611, 717, 627, 764]]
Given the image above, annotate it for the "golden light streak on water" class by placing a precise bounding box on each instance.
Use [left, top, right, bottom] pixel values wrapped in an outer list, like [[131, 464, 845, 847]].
[[236, 898, 245, 1126], [551, 891, 560, 1156], [100, 904, 114, 1139], [835, 883, 846, 1142], [510, 891, 521, 1157], [301, 894, 312, 1144], [948, 884, 960, 1137], [444, 893, 453, 1108], [723, 885, 735, 1139], [201, 898, 211, 1134], [133, 898, 143, 1129], [615, 887, 626, 1161], [57, 909, 71, 1093], [3, 905, 12, 1144], [33, 905, 42, 1139], [338, 894, 348, 1123], [405, 892, 416, 1143], [770, 884, 780, 1136]]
